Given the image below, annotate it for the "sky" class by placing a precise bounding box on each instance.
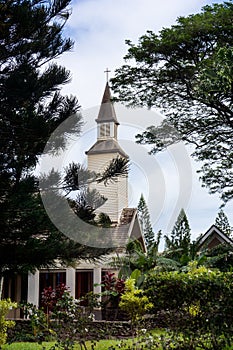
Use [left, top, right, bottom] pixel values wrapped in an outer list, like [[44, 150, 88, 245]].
[[53, 0, 232, 243]]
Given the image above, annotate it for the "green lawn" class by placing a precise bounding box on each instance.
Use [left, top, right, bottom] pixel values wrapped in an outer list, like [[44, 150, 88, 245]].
[[2, 339, 134, 350], [3, 340, 233, 350], [3, 344, 48, 350], [3, 332, 233, 350]]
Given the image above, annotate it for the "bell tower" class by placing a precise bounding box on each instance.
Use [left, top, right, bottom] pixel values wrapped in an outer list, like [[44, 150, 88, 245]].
[[86, 82, 128, 223]]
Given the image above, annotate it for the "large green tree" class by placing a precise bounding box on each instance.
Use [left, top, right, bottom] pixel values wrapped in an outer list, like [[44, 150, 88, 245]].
[[0, 0, 129, 280], [0, 0, 96, 278], [111, 2, 233, 203]]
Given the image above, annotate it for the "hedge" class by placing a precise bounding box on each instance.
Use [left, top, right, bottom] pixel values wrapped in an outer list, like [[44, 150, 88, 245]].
[[144, 267, 233, 345]]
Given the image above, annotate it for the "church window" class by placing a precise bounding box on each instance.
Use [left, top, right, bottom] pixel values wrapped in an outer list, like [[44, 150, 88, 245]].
[[100, 123, 110, 137]]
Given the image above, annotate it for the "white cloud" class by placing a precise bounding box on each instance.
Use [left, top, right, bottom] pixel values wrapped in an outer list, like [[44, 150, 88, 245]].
[[59, 0, 225, 107]]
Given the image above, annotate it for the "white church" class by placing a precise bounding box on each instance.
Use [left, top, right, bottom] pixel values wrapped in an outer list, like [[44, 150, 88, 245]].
[[2, 82, 146, 319]]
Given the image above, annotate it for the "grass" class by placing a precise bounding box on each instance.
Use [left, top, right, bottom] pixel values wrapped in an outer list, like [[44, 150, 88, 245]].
[[3, 340, 233, 350], [2, 328, 162, 350], [2, 330, 233, 350], [3, 344, 50, 350], [2, 339, 134, 350]]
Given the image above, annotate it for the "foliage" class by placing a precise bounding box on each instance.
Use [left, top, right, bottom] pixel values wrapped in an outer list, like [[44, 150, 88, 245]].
[[144, 266, 233, 348], [49, 292, 90, 350], [101, 272, 125, 296], [145, 263, 223, 311], [119, 278, 153, 327], [4, 316, 233, 350], [116, 240, 149, 282], [41, 284, 68, 314], [96, 156, 129, 185], [96, 213, 112, 228], [112, 2, 233, 203], [65, 159, 126, 226], [22, 302, 49, 344], [22, 285, 98, 350], [112, 237, 179, 288], [205, 243, 233, 272], [215, 209, 232, 236], [0, 0, 81, 278], [0, 0, 130, 280], [0, 299, 17, 347], [164, 209, 192, 265], [100, 272, 125, 320], [2, 332, 233, 350], [137, 194, 154, 247]]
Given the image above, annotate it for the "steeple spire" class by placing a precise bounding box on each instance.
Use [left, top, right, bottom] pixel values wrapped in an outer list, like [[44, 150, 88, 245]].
[[101, 81, 111, 104], [96, 82, 119, 126], [86, 81, 128, 157]]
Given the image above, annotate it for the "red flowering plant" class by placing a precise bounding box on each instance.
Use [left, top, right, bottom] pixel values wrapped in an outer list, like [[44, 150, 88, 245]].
[[115, 278, 126, 295], [101, 272, 125, 319], [41, 283, 69, 314]]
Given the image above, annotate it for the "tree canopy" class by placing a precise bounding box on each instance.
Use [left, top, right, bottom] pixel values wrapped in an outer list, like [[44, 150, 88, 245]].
[[0, 0, 92, 277], [0, 0, 129, 278], [111, 2, 233, 203]]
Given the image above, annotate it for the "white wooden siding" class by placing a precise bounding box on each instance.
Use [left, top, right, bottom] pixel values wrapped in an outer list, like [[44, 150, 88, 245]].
[[88, 153, 128, 222]]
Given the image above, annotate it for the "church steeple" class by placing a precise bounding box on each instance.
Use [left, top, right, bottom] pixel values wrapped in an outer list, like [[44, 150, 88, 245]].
[[96, 82, 119, 140], [85, 80, 128, 222]]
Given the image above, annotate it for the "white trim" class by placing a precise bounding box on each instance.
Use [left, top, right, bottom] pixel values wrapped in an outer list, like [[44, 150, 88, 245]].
[[27, 270, 39, 307], [198, 224, 233, 247]]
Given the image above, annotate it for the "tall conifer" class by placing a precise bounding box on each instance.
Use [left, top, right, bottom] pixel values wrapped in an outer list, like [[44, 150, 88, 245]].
[[165, 209, 191, 263], [137, 194, 154, 247], [215, 210, 232, 236], [0, 0, 109, 278]]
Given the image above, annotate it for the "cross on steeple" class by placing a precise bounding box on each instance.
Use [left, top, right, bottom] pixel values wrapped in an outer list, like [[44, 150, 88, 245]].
[[104, 68, 111, 82]]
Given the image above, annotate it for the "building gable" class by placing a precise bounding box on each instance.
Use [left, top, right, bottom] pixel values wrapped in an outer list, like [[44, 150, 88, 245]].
[[197, 224, 233, 251]]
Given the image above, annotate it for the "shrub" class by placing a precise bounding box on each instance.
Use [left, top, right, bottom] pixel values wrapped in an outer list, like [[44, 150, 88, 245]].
[[145, 265, 231, 312], [41, 283, 68, 314], [101, 271, 125, 320], [0, 299, 17, 347], [144, 265, 233, 348], [22, 285, 95, 350], [119, 278, 153, 330]]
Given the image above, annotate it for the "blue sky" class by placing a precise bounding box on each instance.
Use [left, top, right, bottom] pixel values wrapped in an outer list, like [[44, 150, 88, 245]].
[[55, 0, 232, 242]]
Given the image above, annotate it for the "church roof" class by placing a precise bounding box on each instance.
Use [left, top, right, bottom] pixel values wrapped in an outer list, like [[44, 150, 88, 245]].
[[85, 139, 128, 158], [119, 208, 136, 225], [96, 82, 119, 125], [112, 208, 146, 252], [197, 224, 233, 251]]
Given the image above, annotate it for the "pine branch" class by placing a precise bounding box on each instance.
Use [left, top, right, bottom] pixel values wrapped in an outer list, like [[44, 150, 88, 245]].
[[96, 156, 129, 185]]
